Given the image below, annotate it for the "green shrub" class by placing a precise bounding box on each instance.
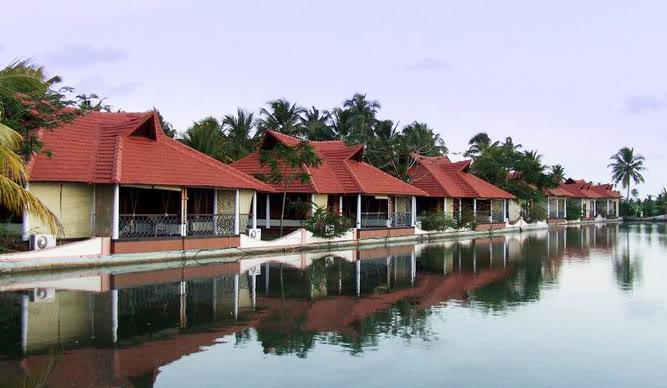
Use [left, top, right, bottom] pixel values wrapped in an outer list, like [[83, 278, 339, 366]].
[[566, 201, 582, 220], [304, 206, 352, 238], [456, 208, 476, 229], [523, 200, 547, 223], [419, 212, 456, 231]]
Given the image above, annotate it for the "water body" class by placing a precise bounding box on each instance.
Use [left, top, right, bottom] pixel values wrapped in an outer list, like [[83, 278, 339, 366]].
[[0, 224, 665, 388]]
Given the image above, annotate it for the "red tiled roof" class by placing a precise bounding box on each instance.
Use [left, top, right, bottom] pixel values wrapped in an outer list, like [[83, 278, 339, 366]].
[[546, 179, 620, 199], [408, 154, 515, 199], [232, 130, 426, 196], [28, 111, 271, 191]]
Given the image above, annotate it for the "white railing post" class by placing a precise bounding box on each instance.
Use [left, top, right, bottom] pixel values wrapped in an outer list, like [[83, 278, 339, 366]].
[[234, 189, 240, 235], [112, 184, 120, 240]]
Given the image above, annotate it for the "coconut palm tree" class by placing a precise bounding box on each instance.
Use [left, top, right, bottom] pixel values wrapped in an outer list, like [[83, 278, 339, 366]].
[[550, 164, 566, 184], [0, 61, 61, 234], [339, 93, 381, 144], [608, 147, 646, 199], [222, 108, 255, 161], [464, 132, 492, 158], [256, 99, 305, 138], [302, 107, 335, 141], [181, 117, 225, 161]]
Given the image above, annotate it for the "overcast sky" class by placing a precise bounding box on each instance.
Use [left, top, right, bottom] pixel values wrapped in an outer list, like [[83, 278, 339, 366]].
[[2, 0, 665, 194]]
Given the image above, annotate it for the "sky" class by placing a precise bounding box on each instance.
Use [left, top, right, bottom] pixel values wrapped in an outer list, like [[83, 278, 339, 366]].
[[2, 0, 665, 195]]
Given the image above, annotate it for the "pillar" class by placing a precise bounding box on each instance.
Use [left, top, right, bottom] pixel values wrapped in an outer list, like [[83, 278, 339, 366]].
[[213, 190, 219, 235], [547, 196, 551, 218], [252, 191, 258, 230], [180, 187, 188, 237], [21, 196, 30, 242], [473, 198, 477, 221], [503, 199, 508, 222], [458, 198, 463, 221], [112, 184, 120, 240], [265, 194, 271, 229], [555, 197, 559, 219], [564, 198, 568, 219], [310, 193, 316, 216], [338, 195, 343, 216], [386, 196, 392, 227], [234, 189, 240, 235], [444, 197, 448, 217], [411, 196, 417, 227], [356, 194, 362, 229]]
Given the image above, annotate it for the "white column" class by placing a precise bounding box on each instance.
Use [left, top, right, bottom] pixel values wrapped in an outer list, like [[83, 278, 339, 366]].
[[503, 199, 508, 222], [356, 194, 362, 229], [607, 199, 610, 217], [252, 191, 257, 230], [386, 196, 392, 227], [21, 184, 30, 241], [581, 200, 584, 219], [310, 193, 316, 216], [443, 197, 448, 217], [615, 200, 619, 217], [473, 198, 477, 221], [547, 196, 551, 218], [458, 198, 463, 221], [338, 195, 343, 216], [213, 189, 219, 235], [556, 197, 560, 218], [411, 196, 417, 227], [234, 189, 240, 235], [265, 194, 271, 229], [180, 187, 188, 236], [112, 184, 120, 240], [564, 198, 568, 219]]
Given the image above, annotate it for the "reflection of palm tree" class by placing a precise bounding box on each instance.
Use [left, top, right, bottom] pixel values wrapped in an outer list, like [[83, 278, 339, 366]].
[[613, 228, 642, 291]]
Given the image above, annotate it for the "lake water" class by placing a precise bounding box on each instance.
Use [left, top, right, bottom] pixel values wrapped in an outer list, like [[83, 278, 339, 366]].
[[0, 224, 665, 387]]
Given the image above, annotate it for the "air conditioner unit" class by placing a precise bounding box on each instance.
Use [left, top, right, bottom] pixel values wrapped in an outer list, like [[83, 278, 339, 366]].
[[30, 234, 56, 250], [247, 228, 262, 240], [31, 288, 56, 303]]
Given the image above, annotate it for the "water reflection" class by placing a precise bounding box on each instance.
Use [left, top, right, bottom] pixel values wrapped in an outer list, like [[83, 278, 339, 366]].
[[0, 223, 660, 387]]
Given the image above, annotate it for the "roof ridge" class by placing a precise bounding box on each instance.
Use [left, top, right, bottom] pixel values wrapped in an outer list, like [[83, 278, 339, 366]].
[[342, 160, 364, 193], [302, 163, 319, 193], [414, 156, 449, 195], [111, 136, 124, 183]]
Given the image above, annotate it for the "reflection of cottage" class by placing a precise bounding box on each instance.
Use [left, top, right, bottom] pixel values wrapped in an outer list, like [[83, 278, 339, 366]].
[[233, 130, 426, 238], [407, 154, 517, 229], [545, 178, 621, 222], [24, 111, 270, 253]]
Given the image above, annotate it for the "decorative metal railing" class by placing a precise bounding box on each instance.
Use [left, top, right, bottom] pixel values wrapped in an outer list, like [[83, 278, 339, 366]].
[[391, 212, 412, 227], [187, 214, 235, 236], [361, 212, 389, 228], [119, 214, 181, 239], [119, 213, 254, 239], [475, 210, 505, 223]]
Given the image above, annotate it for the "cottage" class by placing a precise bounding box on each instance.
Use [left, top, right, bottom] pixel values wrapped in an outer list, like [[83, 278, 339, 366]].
[[545, 179, 621, 221], [407, 154, 516, 229], [24, 111, 270, 253], [232, 130, 426, 237]]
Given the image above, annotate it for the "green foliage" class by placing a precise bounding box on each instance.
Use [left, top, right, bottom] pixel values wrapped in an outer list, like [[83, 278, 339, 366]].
[[222, 108, 255, 160], [608, 147, 646, 199], [565, 200, 582, 220], [304, 206, 352, 238], [419, 211, 456, 231], [467, 134, 556, 203], [181, 117, 225, 160], [257, 98, 306, 138], [523, 199, 547, 223], [457, 208, 476, 229]]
